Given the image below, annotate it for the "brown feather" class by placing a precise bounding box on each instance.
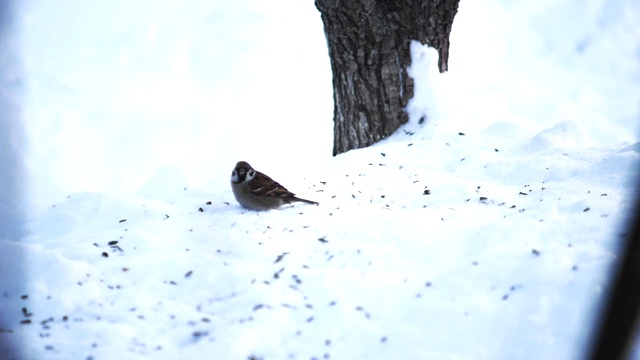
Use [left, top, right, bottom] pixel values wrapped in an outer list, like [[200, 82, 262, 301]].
[[248, 171, 296, 198]]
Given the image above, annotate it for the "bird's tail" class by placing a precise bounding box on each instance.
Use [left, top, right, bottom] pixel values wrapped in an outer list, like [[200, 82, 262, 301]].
[[291, 197, 319, 206]]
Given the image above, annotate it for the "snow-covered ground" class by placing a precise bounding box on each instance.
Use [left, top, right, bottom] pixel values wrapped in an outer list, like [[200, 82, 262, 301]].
[[1, 0, 640, 359]]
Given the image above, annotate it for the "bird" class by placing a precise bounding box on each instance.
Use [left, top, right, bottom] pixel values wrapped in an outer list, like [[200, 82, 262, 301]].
[[230, 161, 319, 210]]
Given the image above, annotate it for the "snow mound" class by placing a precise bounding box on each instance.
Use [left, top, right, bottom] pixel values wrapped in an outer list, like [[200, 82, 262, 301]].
[[525, 121, 590, 152], [3, 119, 637, 359]]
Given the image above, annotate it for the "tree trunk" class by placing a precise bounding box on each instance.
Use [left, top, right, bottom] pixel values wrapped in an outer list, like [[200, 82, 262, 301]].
[[316, 0, 459, 155]]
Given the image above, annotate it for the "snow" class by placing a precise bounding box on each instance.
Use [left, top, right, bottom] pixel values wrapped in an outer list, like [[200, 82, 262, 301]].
[[1, 0, 640, 359]]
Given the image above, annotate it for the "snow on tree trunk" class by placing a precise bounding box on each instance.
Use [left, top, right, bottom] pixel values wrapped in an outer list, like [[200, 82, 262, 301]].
[[316, 0, 459, 155]]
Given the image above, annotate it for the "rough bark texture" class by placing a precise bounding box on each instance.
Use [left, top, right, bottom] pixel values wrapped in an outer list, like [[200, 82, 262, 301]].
[[316, 0, 459, 155]]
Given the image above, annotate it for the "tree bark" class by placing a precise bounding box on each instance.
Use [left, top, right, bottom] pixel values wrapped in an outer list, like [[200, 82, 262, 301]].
[[316, 0, 459, 155]]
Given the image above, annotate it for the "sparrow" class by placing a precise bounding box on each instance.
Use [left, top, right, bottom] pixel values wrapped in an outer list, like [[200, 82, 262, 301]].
[[230, 161, 319, 210]]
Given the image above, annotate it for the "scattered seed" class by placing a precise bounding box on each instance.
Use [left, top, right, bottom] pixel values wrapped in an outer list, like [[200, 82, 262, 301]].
[[273, 267, 285, 279], [274, 253, 289, 263]]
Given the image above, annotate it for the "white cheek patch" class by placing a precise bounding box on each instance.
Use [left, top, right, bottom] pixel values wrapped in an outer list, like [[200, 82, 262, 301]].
[[231, 170, 238, 183], [246, 169, 255, 182]]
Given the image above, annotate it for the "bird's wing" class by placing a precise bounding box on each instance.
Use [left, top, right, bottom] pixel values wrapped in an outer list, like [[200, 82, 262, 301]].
[[249, 172, 296, 198]]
